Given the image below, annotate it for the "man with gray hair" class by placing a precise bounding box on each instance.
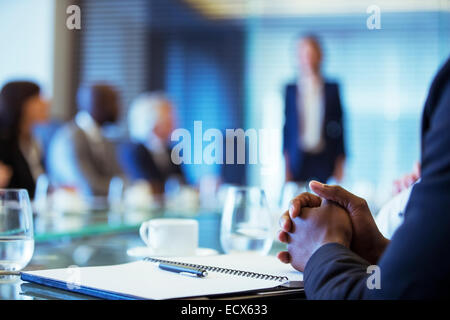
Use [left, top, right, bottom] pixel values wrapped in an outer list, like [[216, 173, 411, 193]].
[[118, 92, 184, 194]]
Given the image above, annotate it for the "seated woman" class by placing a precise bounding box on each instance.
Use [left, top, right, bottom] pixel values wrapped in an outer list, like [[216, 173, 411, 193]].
[[118, 92, 184, 194], [0, 81, 49, 198]]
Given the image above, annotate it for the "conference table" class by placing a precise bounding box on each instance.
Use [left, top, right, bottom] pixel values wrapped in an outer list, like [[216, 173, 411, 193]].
[[0, 207, 294, 300]]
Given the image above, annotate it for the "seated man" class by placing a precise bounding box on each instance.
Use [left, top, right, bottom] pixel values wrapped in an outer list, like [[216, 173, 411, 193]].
[[117, 92, 184, 194], [278, 56, 450, 299], [374, 163, 421, 238], [48, 83, 124, 197]]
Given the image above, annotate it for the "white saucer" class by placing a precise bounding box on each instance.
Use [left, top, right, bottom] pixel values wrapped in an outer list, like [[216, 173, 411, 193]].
[[127, 246, 219, 258]]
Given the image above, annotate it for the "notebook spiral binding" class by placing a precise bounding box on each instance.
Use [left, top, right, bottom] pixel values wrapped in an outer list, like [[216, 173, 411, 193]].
[[144, 257, 289, 282]]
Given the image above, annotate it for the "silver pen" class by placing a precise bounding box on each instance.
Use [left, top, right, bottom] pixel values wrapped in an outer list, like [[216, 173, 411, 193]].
[[158, 262, 208, 278]]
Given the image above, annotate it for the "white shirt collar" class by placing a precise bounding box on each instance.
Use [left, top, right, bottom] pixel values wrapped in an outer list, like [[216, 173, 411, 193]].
[[145, 134, 166, 154], [75, 111, 103, 143]]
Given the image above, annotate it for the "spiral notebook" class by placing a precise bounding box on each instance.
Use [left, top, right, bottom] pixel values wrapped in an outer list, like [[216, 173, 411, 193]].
[[21, 254, 303, 300]]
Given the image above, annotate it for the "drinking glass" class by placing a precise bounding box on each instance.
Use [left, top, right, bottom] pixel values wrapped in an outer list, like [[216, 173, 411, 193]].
[[220, 187, 274, 255], [108, 176, 125, 212], [0, 189, 34, 271], [279, 181, 307, 211]]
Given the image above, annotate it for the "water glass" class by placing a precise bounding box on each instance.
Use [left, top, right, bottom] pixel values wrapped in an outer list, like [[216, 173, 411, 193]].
[[279, 181, 307, 210], [0, 189, 34, 271], [220, 187, 274, 255]]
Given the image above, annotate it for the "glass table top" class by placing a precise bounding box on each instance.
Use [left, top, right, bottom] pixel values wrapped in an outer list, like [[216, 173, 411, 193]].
[[33, 208, 216, 242], [1, 208, 289, 300]]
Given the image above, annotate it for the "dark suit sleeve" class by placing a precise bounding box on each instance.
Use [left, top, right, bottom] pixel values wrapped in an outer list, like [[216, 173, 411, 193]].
[[325, 83, 345, 158], [0, 139, 8, 163], [304, 243, 370, 299], [333, 84, 346, 157], [283, 85, 292, 153], [304, 80, 450, 299], [171, 158, 186, 184], [117, 143, 152, 182]]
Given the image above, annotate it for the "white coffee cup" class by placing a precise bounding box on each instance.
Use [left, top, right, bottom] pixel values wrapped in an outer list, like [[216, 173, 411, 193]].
[[139, 219, 198, 256]]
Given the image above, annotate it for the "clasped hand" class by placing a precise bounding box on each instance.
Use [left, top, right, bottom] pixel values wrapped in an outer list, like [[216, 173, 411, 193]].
[[277, 181, 389, 272]]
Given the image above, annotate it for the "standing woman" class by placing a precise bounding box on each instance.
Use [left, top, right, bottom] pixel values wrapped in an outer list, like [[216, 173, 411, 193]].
[[283, 34, 346, 184], [0, 81, 49, 198]]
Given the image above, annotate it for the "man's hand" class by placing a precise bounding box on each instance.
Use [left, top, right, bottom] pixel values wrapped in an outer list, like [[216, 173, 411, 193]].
[[332, 155, 345, 182], [0, 162, 12, 188], [284, 152, 293, 182], [278, 181, 390, 265], [277, 191, 322, 264], [393, 162, 420, 195], [282, 200, 352, 272]]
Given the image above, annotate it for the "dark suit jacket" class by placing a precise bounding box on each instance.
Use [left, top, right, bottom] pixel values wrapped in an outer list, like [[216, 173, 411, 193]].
[[117, 141, 184, 191], [304, 57, 450, 299], [0, 136, 42, 199], [283, 81, 345, 182]]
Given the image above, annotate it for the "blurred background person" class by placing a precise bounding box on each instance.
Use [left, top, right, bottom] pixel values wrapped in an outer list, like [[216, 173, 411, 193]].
[[0, 81, 49, 198], [392, 162, 420, 195], [118, 92, 185, 195], [375, 162, 421, 239], [48, 83, 124, 198], [283, 34, 346, 185]]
